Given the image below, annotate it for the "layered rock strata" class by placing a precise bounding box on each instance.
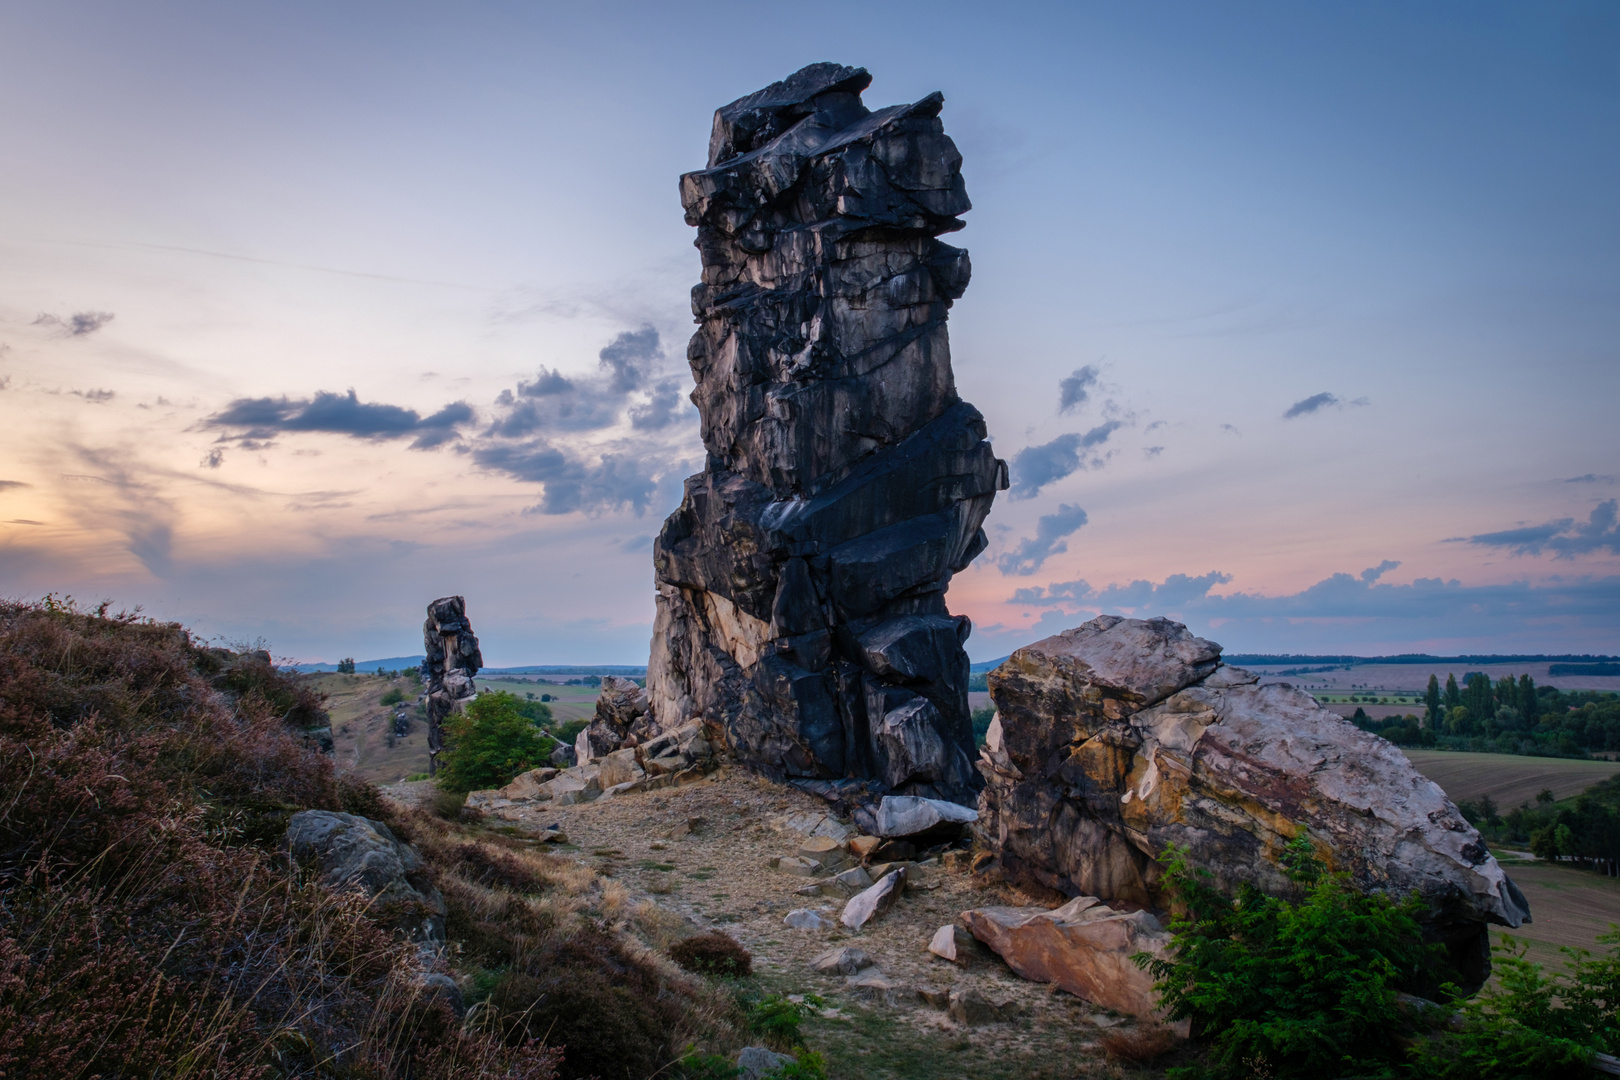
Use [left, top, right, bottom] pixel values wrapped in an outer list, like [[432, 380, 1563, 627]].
[[578, 674, 653, 762], [422, 595, 481, 774], [648, 62, 1006, 806], [975, 615, 1531, 987]]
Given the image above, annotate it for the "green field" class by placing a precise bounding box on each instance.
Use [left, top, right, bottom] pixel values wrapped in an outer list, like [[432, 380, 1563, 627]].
[[1401, 749, 1620, 809]]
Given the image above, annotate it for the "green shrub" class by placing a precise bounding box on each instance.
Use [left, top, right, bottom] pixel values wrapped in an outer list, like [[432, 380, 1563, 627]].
[[436, 692, 557, 792], [381, 686, 408, 706], [555, 717, 588, 744], [765, 1051, 828, 1080], [745, 994, 822, 1051], [669, 932, 753, 977], [1138, 835, 1433, 1079], [673, 1048, 739, 1079], [971, 706, 996, 746], [1407, 933, 1614, 1078]]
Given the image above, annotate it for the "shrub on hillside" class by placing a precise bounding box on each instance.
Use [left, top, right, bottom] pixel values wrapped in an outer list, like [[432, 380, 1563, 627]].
[[437, 691, 557, 792], [1138, 835, 1434, 1078], [669, 932, 753, 977]]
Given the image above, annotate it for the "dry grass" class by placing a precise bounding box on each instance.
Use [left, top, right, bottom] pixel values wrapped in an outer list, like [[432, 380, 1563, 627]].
[[1098, 1025, 1185, 1063], [0, 599, 743, 1080]]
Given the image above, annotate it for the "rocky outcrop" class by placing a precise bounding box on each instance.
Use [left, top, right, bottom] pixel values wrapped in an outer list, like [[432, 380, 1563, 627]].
[[422, 596, 481, 774], [975, 615, 1531, 988], [284, 810, 446, 945], [646, 63, 1006, 808], [578, 675, 651, 762], [961, 897, 1177, 1024]]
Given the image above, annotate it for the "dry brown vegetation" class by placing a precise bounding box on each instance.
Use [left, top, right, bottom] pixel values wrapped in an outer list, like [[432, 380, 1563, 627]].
[[0, 600, 744, 1079]]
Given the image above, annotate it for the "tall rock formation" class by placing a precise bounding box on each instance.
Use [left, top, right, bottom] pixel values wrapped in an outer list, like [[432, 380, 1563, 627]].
[[648, 63, 1005, 806], [976, 615, 1531, 988], [422, 595, 482, 774]]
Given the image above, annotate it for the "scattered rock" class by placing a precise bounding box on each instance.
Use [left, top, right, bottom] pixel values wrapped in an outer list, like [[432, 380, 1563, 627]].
[[948, 988, 1003, 1026], [961, 896, 1175, 1023], [917, 984, 951, 1010], [841, 867, 906, 930], [645, 63, 1005, 806], [846, 970, 912, 1006], [927, 923, 979, 963], [812, 946, 874, 976], [737, 1046, 796, 1080], [415, 972, 466, 1017], [776, 856, 821, 877], [798, 835, 852, 870], [848, 835, 882, 861], [871, 838, 917, 862], [977, 615, 1530, 988], [829, 865, 874, 895], [581, 675, 650, 760], [548, 743, 576, 768], [874, 795, 978, 840], [596, 747, 645, 789], [284, 810, 445, 944], [668, 816, 706, 839], [499, 767, 557, 801], [784, 908, 834, 931]]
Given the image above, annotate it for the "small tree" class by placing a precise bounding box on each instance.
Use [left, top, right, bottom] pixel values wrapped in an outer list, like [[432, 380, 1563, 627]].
[[436, 691, 557, 793], [337, 657, 356, 674]]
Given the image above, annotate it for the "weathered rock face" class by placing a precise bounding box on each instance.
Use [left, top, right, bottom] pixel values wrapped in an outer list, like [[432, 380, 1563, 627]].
[[579, 675, 651, 761], [284, 810, 446, 945], [422, 595, 481, 773], [977, 615, 1531, 988], [648, 63, 1006, 807]]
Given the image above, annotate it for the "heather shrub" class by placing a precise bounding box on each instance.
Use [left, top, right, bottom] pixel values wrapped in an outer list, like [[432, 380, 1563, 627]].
[[669, 932, 753, 978]]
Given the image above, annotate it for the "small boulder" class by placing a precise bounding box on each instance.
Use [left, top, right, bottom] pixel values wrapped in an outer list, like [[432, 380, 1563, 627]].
[[841, 868, 906, 930], [597, 747, 645, 789], [948, 988, 1003, 1026], [284, 810, 445, 944], [776, 856, 821, 877], [873, 795, 978, 841], [830, 866, 874, 895], [737, 1047, 795, 1080], [784, 908, 834, 930], [811, 946, 874, 976], [499, 767, 557, 801], [927, 923, 979, 962], [798, 835, 852, 870], [848, 835, 882, 861], [872, 839, 917, 863], [846, 970, 912, 1006], [549, 743, 577, 768]]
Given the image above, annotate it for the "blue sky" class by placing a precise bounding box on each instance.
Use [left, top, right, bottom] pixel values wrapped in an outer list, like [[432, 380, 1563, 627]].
[[1, 1, 1616, 663]]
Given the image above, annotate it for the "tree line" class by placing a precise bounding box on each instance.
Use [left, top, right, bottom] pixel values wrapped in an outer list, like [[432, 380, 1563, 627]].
[[1351, 671, 1620, 759]]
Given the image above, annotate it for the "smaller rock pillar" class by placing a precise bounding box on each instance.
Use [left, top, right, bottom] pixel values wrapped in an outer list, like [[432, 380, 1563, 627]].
[[422, 595, 482, 774]]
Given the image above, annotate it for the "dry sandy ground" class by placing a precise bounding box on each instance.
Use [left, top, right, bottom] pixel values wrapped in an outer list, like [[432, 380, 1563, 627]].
[[384, 769, 1161, 1080]]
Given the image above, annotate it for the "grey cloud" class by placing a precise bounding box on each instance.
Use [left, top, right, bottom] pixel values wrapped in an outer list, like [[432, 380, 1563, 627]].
[[517, 367, 575, 397], [470, 440, 660, 516], [1566, 474, 1616, 484], [0, 480, 30, 491], [1469, 500, 1620, 558], [34, 311, 115, 336], [1058, 365, 1099, 414], [997, 504, 1088, 576], [1220, 423, 1240, 436], [630, 377, 690, 431], [201, 448, 225, 469], [1283, 392, 1339, 418], [206, 390, 474, 447], [6, 519, 43, 526], [1009, 421, 1123, 499], [72, 388, 115, 402], [598, 327, 660, 393], [1360, 559, 1400, 582], [1144, 446, 1164, 458]]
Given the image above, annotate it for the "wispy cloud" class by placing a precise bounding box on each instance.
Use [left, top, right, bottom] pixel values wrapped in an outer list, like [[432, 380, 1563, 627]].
[[1009, 421, 1122, 499], [1566, 474, 1616, 484], [1468, 500, 1620, 559], [1283, 392, 1369, 419], [0, 480, 30, 492], [997, 503, 1087, 576], [1057, 365, 1099, 414], [33, 311, 116, 336]]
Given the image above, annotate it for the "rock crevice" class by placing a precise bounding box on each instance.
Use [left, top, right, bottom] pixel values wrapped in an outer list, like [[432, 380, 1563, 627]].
[[648, 63, 1004, 806]]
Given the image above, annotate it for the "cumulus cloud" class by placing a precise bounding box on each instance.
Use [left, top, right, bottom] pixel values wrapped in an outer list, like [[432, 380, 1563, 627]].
[[1361, 559, 1400, 582], [206, 390, 474, 449], [1009, 421, 1122, 500], [486, 326, 689, 437], [630, 377, 688, 431], [1468, 500, 1620, 558], [34, 311, 116, 336], [997, 503, 1088, 576], [1058, 365, 1099, 414], [1012, 570, 1233, 610], [471, 440, 660, 516]]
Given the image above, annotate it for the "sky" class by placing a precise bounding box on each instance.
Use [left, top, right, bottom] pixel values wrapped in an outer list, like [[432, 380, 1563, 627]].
[[1, 0, 1617, 665]]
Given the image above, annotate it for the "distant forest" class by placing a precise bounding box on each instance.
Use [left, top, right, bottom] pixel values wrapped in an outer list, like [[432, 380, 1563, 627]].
[[1352, 671, 1620, 759]]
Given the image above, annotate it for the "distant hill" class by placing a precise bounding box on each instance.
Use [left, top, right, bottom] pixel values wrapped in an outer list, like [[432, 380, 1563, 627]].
[[290, 656, 648, 677], [292, 655, 425, 673]]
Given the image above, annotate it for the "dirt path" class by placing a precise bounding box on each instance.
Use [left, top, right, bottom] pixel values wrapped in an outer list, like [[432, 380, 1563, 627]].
[[393, 767, 1158, 1080]]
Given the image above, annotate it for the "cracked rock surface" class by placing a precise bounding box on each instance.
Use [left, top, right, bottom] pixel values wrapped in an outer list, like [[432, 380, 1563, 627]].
[[648, 63, 1005, 808], [976, 614, 1532, 989]]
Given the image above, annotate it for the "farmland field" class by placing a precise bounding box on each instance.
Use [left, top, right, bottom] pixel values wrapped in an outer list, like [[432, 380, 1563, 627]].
[[474, 675, 599, 724], [1400, 749, 1620, 808], [1490, 856, 1620, 964]]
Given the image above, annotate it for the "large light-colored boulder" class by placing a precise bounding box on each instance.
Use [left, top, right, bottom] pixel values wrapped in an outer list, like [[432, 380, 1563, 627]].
[[499, 767, 557, 801], [841, 867, 906, 929], [873, 794, 978, 839], [962, 897, 1173, 1021], [977, 615, 1531, 989], [596, 747, 645, 790], [812, 946, 874, 976]]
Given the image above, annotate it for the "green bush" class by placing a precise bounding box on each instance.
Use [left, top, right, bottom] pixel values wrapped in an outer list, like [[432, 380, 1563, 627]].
[[971, 706, 996, 746], [1408, 933, 1614, 1078], [436, 692, 557, 793], [1138, 835, 1434, 1079], [555, 717, 588, 744], [745, 994, 822, 1052], [380, 686, 408, 706]]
